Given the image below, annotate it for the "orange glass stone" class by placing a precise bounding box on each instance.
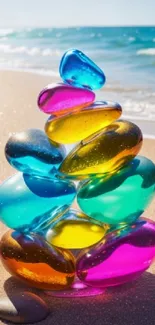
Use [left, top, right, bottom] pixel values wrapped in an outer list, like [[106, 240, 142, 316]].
[[0, 230, 75, 290]]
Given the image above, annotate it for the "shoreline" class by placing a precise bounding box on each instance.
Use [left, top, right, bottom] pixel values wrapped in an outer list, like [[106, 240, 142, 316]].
[[0, 68, 155, 130], [122, 115, 155, 139]]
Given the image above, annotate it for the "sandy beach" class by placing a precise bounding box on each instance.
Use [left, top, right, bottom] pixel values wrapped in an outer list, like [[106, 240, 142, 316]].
[[0, 70, 154, 325]]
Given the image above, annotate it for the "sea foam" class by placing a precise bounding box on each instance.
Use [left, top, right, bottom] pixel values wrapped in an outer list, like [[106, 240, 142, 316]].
[[0, 44, 61, 57], [137, 48, 155, 56]]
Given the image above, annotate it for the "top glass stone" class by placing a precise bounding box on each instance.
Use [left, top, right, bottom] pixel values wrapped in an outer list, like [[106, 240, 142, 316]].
[[59, 49, 106, 90]]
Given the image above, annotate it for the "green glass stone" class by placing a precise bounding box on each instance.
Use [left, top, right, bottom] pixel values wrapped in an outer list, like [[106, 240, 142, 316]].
[[77, 156, 155, 225]]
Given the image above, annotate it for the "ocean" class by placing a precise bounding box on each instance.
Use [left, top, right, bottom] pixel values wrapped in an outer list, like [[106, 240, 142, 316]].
[[0, 26, 155, 121]]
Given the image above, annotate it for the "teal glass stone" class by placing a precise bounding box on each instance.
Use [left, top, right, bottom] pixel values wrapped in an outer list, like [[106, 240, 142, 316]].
[[0, 173, 76, 232], [59, 49, 106, 90], [77, 156, 155, 225], [5, 129, 65, 177]]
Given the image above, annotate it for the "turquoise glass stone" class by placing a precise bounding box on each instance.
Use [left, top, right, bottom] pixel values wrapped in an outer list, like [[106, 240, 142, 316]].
[[0, 173, 76, 232], [77, 156, 155, 225], [59, 49, 106, 90], [5, 129, 65, 177]]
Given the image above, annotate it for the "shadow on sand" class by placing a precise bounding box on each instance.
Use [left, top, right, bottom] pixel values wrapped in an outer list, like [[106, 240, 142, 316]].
[[3, 271, 155, 325]]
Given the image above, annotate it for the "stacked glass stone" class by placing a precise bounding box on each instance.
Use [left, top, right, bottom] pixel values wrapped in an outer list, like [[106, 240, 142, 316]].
[[0, 49, 155, 296]]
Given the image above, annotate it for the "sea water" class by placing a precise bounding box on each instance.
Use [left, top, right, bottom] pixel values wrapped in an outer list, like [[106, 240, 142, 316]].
[[0, 26, 155, 121]]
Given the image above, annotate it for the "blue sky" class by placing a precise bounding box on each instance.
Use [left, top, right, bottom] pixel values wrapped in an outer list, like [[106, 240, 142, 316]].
[[0, 0, 154, 27]]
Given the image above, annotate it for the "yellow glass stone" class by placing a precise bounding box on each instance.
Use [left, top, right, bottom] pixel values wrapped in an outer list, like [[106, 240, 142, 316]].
[[46, 209, 108, 249], [45, 101, 122, 144], [59, 120, 143, 179]]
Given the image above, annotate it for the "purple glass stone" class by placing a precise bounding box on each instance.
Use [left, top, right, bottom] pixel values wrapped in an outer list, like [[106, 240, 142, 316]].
[[76, 219, 155, 288]]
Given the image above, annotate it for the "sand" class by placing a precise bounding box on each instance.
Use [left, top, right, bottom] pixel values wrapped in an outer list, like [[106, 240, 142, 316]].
[[0, 70, 154, 325]]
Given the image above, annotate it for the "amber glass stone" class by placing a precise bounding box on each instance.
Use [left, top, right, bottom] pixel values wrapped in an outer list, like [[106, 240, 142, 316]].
[[0, 230, 75, 290], [59, 120, 143, 179]]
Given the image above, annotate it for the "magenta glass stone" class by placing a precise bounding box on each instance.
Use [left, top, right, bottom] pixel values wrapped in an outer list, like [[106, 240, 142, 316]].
[[37, 83, 95, 115], [76, 219, 155, 288]]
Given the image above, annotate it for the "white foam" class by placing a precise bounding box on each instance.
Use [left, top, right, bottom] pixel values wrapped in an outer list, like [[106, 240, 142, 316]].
[[0, 65, 59, 77], [42, 49, 53, 56], [0, 44, 61, 57], [122, 115, 155, 138], [137, 48, 155, 56], [128, 37, 135, 41], [27, 47, 40, 56], [122, 99, 155, 115], [0, 28, 14, 36], [0, 44, 27, 54]]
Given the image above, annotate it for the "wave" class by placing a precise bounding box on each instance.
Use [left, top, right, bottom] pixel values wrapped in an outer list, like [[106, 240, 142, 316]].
[[0, 28, 14, 36], [0, 26, 154, 43], [137, 48, 155, 56], [0, 66, 59, 77], [0, 44, 61, 57], [0, 27, 76, 40]]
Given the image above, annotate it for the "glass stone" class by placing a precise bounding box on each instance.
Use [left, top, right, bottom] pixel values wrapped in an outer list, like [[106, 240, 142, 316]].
[[46, 209, 108, 249], [76, 219, 155, 288], [0, 173, 76, 232], [77, 156, 155, 224], [5, 129, 65, 177], [59, 49, 106, 90], [38, 83, 95, 115], [45, 101, 122, 144], [59, 120, 143, 179], [0, 230, 75, 290]]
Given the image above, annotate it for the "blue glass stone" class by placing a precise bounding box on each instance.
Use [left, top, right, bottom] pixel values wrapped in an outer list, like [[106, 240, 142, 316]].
[[5, 129, 66, 177], [59, 49, 106, 90], [0, 173, 76, 232]]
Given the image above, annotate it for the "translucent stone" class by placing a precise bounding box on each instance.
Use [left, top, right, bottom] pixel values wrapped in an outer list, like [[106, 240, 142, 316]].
[[76, 219, 155, 288], [0, 173, 76, 232], [46, 209, 108, 249], [45, 101, 122, 144], [5, 129, 65, 177], [77, 156, 155, 224], [0, 230, 75, 290], [37, 83, 95, 115], [0, 292, 49, 323], [59, 120, 143, 179], [59, 49, 106, 90]]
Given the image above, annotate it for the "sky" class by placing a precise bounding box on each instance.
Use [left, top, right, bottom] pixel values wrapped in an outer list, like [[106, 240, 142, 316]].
[[0, 0, 154, 27]]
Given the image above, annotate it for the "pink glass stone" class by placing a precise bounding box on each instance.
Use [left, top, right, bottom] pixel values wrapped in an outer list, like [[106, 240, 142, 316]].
[[37, 83, 95, 115], [76, 219, 155, 288]]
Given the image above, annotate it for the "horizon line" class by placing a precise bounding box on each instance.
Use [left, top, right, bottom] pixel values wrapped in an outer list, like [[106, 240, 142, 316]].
[[0, 24, 155, 29]]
